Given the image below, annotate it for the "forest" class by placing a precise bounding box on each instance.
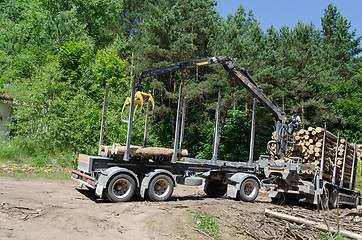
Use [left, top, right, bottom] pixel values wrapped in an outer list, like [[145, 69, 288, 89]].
[[0, 0, 361, 167]]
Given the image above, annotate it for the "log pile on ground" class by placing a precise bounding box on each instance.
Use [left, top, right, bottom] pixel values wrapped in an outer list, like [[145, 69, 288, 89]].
[[100, 144, 188, 158], [271, 127, 360, 188]]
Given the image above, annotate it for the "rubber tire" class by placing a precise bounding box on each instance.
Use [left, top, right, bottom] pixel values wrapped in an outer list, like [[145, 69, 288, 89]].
[[271, 197, 282, 205], [353, 195, 360, 208], [239, 178, 259, 202], [204, 179, 227, 197], [147, 174, 174, 201], [320, 188, 330, 210], [283, 194, 299, 205], [329, 187, 338, 209], [271, 194, 298, 205], [106, 174, 136, 202]]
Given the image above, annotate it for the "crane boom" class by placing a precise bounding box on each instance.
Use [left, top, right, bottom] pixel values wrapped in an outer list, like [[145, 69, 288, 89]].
[[135, 56, 287, 124], [131, 56, 291, 158]]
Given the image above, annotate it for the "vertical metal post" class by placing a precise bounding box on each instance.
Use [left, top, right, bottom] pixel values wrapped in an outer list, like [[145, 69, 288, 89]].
[[248, 98, 257, 166], [98, 83, 109, 155], [339, 137, 348, 188], [349, 143, 357, 190], [332, 131, 340, 185], [319, 122, 327, 181], [123, 77, 137, 161], [171, 84, 183, 163], [179, 97, 187, 149], [274, 121, 282, 158], [211, 92, 222, 164], [143, 90, 152, 147]]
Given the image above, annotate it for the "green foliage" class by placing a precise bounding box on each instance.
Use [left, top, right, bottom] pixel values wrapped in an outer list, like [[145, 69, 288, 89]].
[[58, 40, 92, 79], [5, 39, 131, 158], [191, 210, 221, 238], [0, 136, 77, 168], [328, 70, 362, 142], [0, 0, 361, 168], [317, 232, 350, 240]]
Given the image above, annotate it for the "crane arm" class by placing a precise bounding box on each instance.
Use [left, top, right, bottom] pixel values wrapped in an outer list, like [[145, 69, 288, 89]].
[[135, 56, 287, 124]]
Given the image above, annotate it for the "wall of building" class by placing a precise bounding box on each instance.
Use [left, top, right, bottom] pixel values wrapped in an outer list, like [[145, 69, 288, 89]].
[[0, 102, 12, 139]]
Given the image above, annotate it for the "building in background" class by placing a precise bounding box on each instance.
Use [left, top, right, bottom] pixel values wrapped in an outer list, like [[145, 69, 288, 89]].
[[0, 97, 15, 140]]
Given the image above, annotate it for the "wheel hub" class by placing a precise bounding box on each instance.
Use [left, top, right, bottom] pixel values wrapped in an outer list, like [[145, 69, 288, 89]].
[[113, 179, 131, 198], [154, 179, 169, 196]]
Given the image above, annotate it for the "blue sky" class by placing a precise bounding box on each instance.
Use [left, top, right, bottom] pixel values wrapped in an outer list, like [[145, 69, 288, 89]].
[[215, 0, 362, 37]]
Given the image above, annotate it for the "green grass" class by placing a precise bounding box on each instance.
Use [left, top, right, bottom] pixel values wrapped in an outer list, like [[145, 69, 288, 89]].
[[0, 169, 71, 180], [191, 210, 221, 238], [317, 232, 351, 240], [0, 137, 76, 180], [0, 137, 78, 168]]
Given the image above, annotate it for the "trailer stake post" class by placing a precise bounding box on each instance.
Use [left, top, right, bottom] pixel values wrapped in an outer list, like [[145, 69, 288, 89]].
[[339, 137, 348, 188], [179, 97, 187, 149], [349, 143, 358, 190], [211, 92, 222, 164], [123, 77, 137, 161], [319, 122, 327, 181], [143, 90, 152, 147], [98, 83, 109, 155], [172, 84, 183, 163], [248, 98, 257, 166], [332, 131, 340, 185]]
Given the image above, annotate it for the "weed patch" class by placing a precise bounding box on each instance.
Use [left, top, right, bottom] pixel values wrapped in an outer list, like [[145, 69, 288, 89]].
[[191, 210, 221, 238]]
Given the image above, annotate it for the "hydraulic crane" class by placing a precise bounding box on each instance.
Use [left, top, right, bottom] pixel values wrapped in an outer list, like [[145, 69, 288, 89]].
[[71, 55, 307, 204], [123, 56, 291, 162]]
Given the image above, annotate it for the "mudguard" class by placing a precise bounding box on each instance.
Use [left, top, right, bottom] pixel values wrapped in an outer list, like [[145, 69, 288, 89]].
[[226, 172, 260, 199], [139, 169, 177, 198], [95, 167, 139, 197]]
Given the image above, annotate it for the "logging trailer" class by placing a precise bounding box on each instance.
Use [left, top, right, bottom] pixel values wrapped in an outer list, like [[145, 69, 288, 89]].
[[71, 56, 287, 203], [71, 56, 360, 208]]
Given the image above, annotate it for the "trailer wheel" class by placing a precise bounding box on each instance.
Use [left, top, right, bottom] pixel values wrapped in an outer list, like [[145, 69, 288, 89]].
[[147, 174, 174, 201], [353, 195, 360, 208], [239, 178, 259, 202], [328, 187, 338, 209], [106, 174, 136, 202], [204, 179, 227, 197], [320, 188, 330, 210]]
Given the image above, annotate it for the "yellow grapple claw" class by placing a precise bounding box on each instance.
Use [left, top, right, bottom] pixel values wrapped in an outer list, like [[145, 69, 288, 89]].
[[121, 91, 155, 123]]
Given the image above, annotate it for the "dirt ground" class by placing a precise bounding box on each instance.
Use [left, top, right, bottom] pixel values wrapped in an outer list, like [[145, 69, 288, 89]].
[[0, 177, 361, 240]]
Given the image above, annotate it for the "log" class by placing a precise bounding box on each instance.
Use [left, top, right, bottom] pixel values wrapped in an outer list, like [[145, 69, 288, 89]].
[[264, 209, 362, 240], [315, 127, 323, 133], [109, 144, 188, 157]]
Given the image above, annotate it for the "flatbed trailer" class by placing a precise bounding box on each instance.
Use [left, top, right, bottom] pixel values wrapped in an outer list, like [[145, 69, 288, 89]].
[[71, 154, 261, 202], [72, 56, 271, 202], [259, 124, 361, 209]]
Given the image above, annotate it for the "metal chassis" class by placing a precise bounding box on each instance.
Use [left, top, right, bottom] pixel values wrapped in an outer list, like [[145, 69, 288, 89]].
[[71, 154, 259, 199]]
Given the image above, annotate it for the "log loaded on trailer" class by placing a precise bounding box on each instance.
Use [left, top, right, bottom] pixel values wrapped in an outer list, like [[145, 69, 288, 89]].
[[260, 124, 361, 209], [71, 56, 297, 203]]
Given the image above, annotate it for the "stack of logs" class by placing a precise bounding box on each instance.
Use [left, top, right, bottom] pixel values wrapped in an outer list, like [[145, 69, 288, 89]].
[[272, 127, 360, 188], [100, 144, 188, 158]]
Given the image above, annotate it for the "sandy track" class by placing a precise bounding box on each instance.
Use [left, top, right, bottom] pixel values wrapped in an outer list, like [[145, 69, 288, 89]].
[[0, 177, 250, 240], [0, 177, 361, 240]]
